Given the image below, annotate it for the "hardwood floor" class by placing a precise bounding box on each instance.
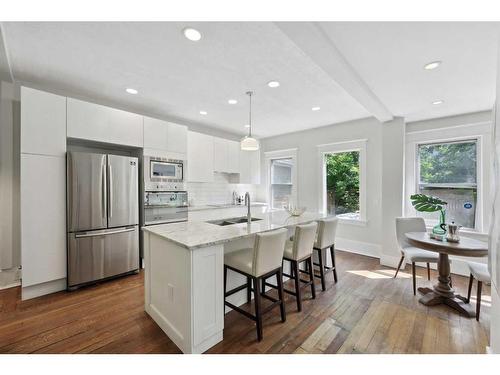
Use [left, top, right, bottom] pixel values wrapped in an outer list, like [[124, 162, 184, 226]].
[[0, 251, 490, 354]]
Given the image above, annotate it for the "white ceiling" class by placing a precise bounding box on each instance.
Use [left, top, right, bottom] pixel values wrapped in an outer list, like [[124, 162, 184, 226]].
[[1, 22, 500, 138]]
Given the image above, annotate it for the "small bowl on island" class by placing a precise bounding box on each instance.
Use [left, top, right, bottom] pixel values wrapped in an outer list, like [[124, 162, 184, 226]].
[[286, 205, 306, 216]]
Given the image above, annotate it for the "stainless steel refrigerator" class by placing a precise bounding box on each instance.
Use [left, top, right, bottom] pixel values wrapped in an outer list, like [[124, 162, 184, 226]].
[[67, 151, 139, 290]]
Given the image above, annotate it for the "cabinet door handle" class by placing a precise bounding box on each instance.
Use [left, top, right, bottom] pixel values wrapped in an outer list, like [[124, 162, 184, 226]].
[[108, 163, 113, 218], [75, 227, 135, 238]]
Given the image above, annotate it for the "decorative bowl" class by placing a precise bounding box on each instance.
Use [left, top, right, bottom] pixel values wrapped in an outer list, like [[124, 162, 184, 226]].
[[286, 206, 306, 216]]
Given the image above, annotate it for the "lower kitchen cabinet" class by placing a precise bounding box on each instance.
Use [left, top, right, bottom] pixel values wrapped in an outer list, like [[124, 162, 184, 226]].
[[20, 154, 67, 299]]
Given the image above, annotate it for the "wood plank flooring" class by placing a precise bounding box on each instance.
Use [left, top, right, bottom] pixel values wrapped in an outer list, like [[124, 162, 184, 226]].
[[0, 251, 490, 354]]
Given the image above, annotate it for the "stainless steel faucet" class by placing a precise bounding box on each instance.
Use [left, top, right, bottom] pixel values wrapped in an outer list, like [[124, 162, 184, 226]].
[[245, 192, 251, 224]]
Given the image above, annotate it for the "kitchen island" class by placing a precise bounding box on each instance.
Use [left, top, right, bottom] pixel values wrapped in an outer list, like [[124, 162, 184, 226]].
[[142, 206, 328, 353]]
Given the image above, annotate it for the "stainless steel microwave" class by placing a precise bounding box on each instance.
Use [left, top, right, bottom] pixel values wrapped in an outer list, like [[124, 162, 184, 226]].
[[149, 158, 184, 182]]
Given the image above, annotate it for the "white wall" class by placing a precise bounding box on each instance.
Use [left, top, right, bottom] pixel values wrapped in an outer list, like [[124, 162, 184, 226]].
[[489, 40, 500, 354], [259, 117, 387, 258], [0, 81, 20, 286], [187, 172, 259, 206]]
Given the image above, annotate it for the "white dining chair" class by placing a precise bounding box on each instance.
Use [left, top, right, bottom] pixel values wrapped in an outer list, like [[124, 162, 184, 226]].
[[395, 217, 440, 295], [465, 261, 491, 321]]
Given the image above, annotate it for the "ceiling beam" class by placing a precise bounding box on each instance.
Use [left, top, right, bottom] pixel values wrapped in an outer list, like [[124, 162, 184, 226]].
[[275, 22, 393, 123]]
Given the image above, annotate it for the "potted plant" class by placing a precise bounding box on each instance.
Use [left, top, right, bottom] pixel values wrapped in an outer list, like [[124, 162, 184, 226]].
[[410, 194, 448, 238]]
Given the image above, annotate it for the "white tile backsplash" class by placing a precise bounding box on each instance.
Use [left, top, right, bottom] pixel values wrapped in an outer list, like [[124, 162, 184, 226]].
[[187, 173, 258, 206]]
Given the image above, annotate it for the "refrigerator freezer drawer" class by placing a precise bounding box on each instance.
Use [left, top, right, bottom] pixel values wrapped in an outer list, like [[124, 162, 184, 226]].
[[68, 226, 139, 287]]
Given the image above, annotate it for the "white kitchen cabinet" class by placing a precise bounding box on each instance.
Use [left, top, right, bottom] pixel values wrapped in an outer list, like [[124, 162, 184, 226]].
[[166, 122, 188, 154], [226, 140, 240, 173], [21, 87, 67, 157], [21, 154, 67, 297], [187, 131, 214, 182], [213, 137, 240, 173], [239, 149, 261, 184], [67, 98, 143, 147], [144, 117, 188, 154]]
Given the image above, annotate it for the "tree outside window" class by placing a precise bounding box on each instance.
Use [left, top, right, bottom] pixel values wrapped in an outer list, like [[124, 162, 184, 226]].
[[417, 140, 477, 229], [325, 151, 360, 219]]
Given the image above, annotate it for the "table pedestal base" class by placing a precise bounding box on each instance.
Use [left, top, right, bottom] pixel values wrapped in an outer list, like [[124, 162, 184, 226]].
[[418, 287, 476, 318]]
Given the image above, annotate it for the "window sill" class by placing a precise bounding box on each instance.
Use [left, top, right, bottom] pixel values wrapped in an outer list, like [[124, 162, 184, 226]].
[[338, 218, 368, 227]]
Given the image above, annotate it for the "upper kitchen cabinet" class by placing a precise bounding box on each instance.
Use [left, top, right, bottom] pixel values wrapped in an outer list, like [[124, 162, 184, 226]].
[[213, 137, 240, 174], [187, 131, 214, 182], [144, 116, 187, 154], [239, 149, 261, 184], [21, 87, 67, 157], [67, 98, 143, 148]]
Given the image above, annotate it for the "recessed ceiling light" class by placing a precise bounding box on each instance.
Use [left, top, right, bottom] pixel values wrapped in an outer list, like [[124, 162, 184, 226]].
[[312, 106, 321, 111], [183, 27, 202, 42], [267, 81, 280, 88], [125, 88, 138, 95], [244, 124, 250, 128], [228, 99, 238, 105], [432, 100, 444, 105], [424, 61, 441, 70], [199, 110, 208, 115]]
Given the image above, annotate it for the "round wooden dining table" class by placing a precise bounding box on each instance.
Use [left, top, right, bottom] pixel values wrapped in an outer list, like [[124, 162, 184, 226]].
[[405, 232, 488, 318]]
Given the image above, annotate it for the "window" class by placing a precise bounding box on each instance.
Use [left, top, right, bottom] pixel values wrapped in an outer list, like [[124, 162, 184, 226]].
[[324, 151, 360, 219], [318, 139, 366, 223], [416, 140, 477, 229], [270, 158, 294, 209]]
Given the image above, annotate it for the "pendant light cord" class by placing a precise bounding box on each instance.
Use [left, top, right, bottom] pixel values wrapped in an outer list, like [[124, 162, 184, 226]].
[[247, 91, 253, 137]]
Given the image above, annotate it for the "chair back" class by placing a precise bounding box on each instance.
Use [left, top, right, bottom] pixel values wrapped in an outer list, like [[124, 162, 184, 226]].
[[316, 217, 338, 249], [252, 228, 288, 276], [395, 217, 426, 251], [291, 222, 318, 260]]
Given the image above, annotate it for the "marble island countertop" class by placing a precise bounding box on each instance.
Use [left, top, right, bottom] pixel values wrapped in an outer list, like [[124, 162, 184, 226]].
[[143, 206, 329, 250]]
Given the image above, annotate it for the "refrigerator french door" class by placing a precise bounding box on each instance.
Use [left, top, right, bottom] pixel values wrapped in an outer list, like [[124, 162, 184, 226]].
[[67, 151, 139, 289]]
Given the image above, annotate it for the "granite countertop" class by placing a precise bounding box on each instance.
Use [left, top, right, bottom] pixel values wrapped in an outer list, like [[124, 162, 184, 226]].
[[143, 206, 328, 250]]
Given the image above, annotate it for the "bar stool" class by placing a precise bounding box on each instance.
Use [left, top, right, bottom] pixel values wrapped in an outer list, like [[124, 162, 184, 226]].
[[279, 222, 318, 312], [224, 228, 288, 341], [313, 217, 339, 291], [466, 261, 491, 321]]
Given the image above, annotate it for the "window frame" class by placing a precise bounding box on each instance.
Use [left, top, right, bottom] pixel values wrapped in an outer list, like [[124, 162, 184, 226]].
[[415, 138, 479, 230], [264, 148, 298, 210], [405, 122, 491, 235], [317, 139, 367, 225]]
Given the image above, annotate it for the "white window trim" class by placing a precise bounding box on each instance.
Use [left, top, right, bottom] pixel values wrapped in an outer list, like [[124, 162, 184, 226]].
[[264, 148, 298, 209], [405, 122, 492, 235], [317, 139, 367, 224]]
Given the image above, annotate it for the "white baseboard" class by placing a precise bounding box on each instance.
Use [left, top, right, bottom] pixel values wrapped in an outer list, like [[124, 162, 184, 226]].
[[0, 267, 21, 290], [22, 278, 66, 300], [335, 237, 381, 259]]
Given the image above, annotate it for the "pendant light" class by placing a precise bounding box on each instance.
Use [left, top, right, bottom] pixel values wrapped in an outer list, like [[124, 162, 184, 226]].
[[240, 91, 259, 151]]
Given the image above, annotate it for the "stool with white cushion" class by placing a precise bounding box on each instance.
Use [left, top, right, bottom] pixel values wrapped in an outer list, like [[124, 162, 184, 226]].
[[466, 261, 491, 321], [279, 222, 317, 312], [395, 217, 445, 295], [313, 217, 339, 291], [224, 228, 288, 341]]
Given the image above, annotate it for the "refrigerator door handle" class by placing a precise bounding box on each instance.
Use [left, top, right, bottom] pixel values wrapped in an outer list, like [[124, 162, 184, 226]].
[[108, 162, 113, 218], [101, 160, 106, 218], [75, 227, 135, 239]]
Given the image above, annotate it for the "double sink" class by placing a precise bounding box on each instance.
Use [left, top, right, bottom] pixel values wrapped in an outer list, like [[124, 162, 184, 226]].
[[207, 216, 262, 226]]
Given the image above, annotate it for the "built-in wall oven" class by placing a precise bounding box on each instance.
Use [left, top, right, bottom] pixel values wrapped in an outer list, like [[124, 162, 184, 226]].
[[144, 191, 188, 225]]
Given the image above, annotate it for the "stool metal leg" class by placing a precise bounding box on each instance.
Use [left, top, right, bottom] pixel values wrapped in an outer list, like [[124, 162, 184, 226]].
[[277, 268, 286, 322], [466, 274, 473, 304], [308, 257, 316, 299], [292, 260, 302, 311], [330, 245, 338, 283], [247, 276, 252, 303], [253, 277, 263, 341], [317, 248, 326, 291]]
